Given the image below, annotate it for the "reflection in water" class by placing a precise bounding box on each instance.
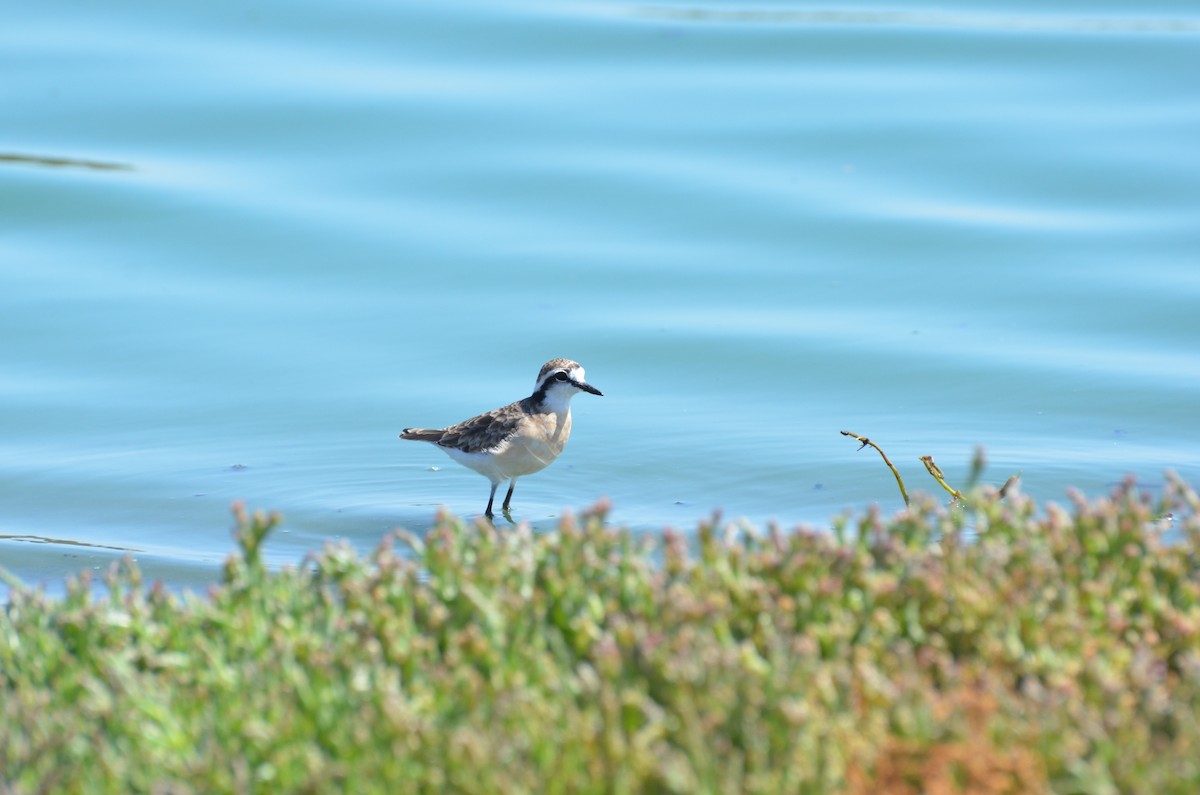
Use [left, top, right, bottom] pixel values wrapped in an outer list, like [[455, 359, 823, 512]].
[[0, 534, 139, 552], [0, 153, 133, 172]]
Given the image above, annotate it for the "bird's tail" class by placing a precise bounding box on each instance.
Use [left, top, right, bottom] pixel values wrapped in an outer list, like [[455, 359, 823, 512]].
[[399, 427, 445, 442]]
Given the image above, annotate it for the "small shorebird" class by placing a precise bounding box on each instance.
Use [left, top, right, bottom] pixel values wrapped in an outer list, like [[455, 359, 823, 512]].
[[400, 358, 602, 519]]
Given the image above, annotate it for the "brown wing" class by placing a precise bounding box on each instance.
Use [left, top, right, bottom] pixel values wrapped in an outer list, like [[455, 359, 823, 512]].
[[437, 403, 524, 454], [401, 401, 526, 455]]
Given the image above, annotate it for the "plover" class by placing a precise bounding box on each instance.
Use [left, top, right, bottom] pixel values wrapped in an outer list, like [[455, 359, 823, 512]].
[[400, 358, 602, 519]]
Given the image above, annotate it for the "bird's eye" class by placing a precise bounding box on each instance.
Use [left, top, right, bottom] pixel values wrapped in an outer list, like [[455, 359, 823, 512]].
[[554, 372, 569, 382]]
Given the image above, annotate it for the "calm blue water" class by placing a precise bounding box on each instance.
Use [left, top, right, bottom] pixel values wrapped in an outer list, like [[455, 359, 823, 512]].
[[4, 1, 1199, 595]]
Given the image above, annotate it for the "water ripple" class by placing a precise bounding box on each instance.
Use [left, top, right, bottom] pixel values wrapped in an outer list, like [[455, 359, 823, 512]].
[[629, 7, 1200, 35]]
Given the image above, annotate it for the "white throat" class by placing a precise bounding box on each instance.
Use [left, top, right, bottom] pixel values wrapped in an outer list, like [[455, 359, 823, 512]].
[[539, 381, 578, 414], [535, 366, 587, 414]]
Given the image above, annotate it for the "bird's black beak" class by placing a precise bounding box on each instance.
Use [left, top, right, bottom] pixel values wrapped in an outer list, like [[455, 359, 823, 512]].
[[577, 381, 603, 396]]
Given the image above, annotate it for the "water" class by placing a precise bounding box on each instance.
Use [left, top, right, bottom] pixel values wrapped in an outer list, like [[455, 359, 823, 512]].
[[4, 1, 1199, 595]]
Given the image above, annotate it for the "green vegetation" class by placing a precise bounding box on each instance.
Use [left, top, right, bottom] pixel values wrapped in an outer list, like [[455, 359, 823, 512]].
[[839, 432, 1020, 506], [3, 478, 1200, 794]]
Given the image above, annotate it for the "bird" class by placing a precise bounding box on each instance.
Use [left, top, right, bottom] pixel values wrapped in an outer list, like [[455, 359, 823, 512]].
[[399, 358, 602, 519]]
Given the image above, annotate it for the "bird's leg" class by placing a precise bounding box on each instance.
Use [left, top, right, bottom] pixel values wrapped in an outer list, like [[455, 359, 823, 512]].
[[485, 482, 499, 519], [502, 480, 517, 512]]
